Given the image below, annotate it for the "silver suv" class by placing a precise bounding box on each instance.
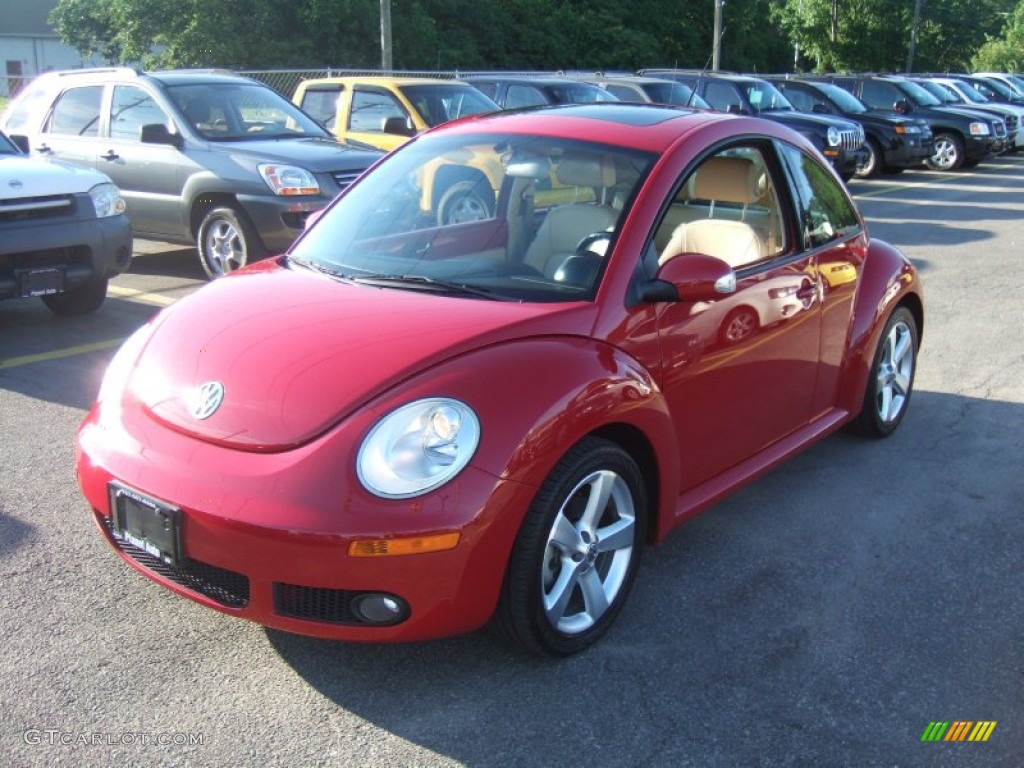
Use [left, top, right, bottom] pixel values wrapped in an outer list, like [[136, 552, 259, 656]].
[[2, 68, 382, 278]]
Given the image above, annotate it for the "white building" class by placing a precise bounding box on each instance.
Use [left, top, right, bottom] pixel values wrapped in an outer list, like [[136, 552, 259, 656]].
[[1, 0, 107, 96]]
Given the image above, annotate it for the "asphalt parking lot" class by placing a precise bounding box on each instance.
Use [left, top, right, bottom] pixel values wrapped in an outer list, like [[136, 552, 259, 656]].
[[2, 156, 1022, 767]]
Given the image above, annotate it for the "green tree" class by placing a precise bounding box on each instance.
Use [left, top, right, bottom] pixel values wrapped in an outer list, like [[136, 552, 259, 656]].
[[973, 1, 1024, 71]]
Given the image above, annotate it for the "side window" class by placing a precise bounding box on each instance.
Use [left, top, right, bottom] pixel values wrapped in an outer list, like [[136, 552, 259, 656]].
[[860, 80, 898, 110], [778, 142, 860, 250], [110, 85, 169, 140], [704, 82, 743, 113], [300, 86, 341, 127], [349, 89, 407, 132], [781, 86, 814, 112], [605, 84, 638, 101], [47, 86, 103, 137], [472, 81, 498, 100], [652, 144, 785, 269], [505, 85, 547, 108]]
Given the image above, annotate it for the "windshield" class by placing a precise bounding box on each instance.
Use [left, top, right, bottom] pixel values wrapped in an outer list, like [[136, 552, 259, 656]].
[[166, 82, 331, 140], [952, 80, 989, 103], [399, 84, 498, 127], [897, 80, 942, 106], [288, 131, 655, 302], [643, 82, 710, 108], [917, 80, 959, 103], [820, 83, 868, 113], [743, 81, 794, 112]]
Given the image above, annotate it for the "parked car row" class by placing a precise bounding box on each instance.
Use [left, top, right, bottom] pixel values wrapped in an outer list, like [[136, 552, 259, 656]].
[[2, 65, 1020, 313], [1, 66, 383, 293]]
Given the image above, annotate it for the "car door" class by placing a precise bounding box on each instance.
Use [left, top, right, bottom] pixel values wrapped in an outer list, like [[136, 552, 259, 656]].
[[32, 85, 105, 168], [647, 142, 823, 490], [775, 142, 866, 417], [99, 84, 187, 238]]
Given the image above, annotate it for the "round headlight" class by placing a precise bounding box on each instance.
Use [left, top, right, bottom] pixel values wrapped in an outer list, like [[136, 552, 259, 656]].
[[826, 126, 841, 147], [357, 398, 480, 499]]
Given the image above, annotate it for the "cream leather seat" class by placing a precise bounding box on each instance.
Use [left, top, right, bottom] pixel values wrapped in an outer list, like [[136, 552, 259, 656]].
[[525, 151, 618, 277], [660, 156, 766, 268]]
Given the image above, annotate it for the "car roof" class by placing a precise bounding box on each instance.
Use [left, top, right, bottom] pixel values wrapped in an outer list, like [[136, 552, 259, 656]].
[[300, 76, 476, 88], [424, 101, 766, 153]]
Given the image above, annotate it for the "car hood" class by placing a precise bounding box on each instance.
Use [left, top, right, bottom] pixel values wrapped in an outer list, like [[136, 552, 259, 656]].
[[0, 154, 112, 196], [761, 110, 857, 132], [202, 136, 383, 171], [129, 262, 594, 451]]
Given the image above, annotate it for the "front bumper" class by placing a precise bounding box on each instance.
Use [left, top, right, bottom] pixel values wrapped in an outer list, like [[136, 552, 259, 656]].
[[76, 406, 533, 643], [0, 207, 132, 300], [882, 135, 933, 169]]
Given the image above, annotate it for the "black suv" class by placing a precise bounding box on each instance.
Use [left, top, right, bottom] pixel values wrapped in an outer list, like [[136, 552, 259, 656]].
[[1, 68, 382, 278], [641, 70, 866, 180], [766, 77, 932, 177], [821, 74, 1004, 171]]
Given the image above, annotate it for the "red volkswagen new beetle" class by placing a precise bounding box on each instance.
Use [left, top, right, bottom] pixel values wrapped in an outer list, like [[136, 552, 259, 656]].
[[76, 103, 922, 656]]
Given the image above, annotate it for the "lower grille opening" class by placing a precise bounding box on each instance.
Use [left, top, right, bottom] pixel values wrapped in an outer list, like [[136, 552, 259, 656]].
[[274, 584, 410, 626], [100, 514, 249, 608]]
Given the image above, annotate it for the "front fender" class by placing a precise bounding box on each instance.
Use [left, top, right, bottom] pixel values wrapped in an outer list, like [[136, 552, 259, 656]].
[[840, 238, 923, 415], [374, 336, 680, 538]]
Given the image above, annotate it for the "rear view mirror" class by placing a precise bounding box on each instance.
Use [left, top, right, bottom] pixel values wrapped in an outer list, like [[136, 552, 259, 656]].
[[140, 123, 184, 148], [383, 117, 416, 137]]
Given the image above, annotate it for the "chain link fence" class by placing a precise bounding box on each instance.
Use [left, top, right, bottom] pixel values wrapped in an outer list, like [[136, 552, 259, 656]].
[[241, 69, 461, 98]]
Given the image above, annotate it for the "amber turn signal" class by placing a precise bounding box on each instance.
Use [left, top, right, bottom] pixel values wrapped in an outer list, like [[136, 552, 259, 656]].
[[348, 532, 460, 557]]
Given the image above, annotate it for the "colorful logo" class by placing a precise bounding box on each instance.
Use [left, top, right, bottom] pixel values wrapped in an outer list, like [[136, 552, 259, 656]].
[[921, 721, 997, 742]]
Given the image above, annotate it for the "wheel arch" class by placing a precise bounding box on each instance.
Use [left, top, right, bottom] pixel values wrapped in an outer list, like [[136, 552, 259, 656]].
[[838, 239, 924, 417]]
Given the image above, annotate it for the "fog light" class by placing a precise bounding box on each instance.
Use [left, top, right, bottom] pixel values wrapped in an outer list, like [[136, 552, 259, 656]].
[[351, 593, 410, 625]]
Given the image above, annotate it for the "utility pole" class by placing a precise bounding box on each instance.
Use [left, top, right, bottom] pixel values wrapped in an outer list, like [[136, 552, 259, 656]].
[[712, 0, 723, 71], [906, 0, 923, 73], [380, 0, 393, 71]]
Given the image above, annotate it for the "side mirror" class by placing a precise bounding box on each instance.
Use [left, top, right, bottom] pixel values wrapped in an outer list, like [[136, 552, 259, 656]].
[[383, 116, 416, 137], [9, 134, 30, 154], [640, 253, 737, 303], [140, 123, 184, 148], [893, 99, 912, 114], [811, 103, 830, 114]]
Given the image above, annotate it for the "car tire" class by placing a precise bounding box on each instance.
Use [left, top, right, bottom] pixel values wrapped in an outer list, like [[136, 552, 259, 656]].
[[41, 278, 108, 316], [854, 138, 882, 179], [496, 436, 646, 657], [925, 133, 964, 171], [436, 179, 494, 226], [719, 306, 759, 345], [851, 305, 918, 438], [197, 206, 265, 279]]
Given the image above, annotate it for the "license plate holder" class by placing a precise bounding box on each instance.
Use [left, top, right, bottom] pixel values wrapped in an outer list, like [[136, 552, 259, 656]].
[[108, 483, 182, 566], [19, 268, 65, 297]]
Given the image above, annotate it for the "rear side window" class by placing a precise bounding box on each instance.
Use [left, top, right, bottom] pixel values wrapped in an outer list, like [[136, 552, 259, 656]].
[[48, 86, 103, 137]]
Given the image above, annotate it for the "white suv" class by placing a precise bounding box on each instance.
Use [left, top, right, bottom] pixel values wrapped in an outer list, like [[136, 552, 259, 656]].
[[1, 129, 131, 314]]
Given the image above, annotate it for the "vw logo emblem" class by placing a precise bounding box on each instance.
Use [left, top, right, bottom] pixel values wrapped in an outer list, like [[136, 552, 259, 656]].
[[191, 381, 225, 420]]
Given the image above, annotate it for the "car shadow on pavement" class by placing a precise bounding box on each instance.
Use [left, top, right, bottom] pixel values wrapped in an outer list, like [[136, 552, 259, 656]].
[[128, 247, 209, 280], [263, 389, 1023, 766], [0, 511, 35, 560]]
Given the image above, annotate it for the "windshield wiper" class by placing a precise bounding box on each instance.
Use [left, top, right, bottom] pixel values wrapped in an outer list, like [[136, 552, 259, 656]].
[[288, 256, 358, 281], [348, 274, 509, 300]]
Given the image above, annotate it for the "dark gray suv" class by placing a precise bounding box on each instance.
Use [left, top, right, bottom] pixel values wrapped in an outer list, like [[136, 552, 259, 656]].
[[1, 68, 383, 278]]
